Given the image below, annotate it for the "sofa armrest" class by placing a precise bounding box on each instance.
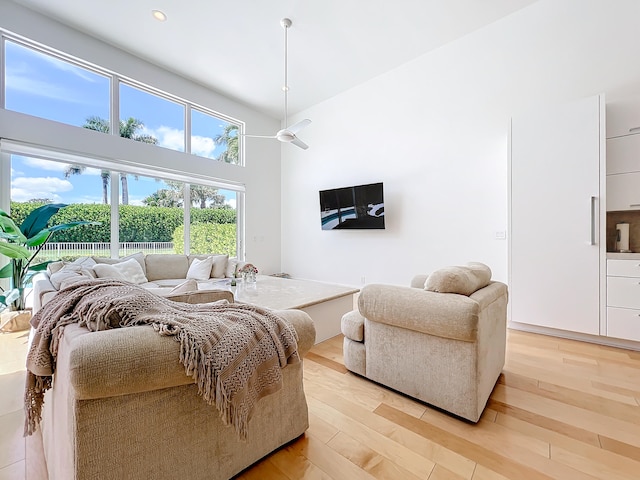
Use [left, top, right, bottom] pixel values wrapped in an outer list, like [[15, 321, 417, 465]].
[[32, 273, 57, 314], [62, 308, 315, 401], [274, 309, 316, 356], [164, 289, 234, 304], [358, 284, 480, 342]]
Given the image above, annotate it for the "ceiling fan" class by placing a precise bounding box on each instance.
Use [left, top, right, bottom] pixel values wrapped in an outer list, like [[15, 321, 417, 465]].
[[242, 18, 311, 150]]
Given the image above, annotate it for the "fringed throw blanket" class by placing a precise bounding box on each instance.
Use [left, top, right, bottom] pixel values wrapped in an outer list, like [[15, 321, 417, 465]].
[[24, 278, 299, 440]]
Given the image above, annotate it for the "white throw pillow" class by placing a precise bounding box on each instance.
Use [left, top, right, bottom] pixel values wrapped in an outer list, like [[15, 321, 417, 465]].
[[186, 257, 214, 281], [92, 263, 128, 281], [111, 258, 148, 284], [169, 279, 198, 294]]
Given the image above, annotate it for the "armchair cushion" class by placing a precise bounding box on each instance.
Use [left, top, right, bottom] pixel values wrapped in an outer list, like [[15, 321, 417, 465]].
[[424, 262, 491, 296]]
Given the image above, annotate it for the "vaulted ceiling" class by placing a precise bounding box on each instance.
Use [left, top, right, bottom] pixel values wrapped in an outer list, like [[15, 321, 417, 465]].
[[12, 0, 538, 119]]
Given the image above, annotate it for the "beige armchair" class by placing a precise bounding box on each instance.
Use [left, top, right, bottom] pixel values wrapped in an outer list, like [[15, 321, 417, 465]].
[[341, 263, 508, 422]]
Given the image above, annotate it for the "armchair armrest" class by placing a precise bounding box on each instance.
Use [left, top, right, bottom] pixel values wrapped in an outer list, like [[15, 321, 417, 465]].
[[358, 284, 480, 342]]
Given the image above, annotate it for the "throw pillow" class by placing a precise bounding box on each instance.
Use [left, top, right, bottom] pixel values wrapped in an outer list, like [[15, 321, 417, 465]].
[[186, 256, 214, 281], [211, 254, 229, 278], [111, 258, 148, 284], [169, 279, 198, 294], [92, 252, 146, 274], [424, 262, 492, 296], [92, 263, 128, 281], [225, 259, 247, 278]]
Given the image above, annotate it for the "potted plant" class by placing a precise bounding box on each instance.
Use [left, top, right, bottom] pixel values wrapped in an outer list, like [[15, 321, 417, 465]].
[[0, 203, 99, 317]]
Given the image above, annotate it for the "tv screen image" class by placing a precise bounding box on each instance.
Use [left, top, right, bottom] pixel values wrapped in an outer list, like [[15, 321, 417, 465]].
[[319, 182, 385, 230]]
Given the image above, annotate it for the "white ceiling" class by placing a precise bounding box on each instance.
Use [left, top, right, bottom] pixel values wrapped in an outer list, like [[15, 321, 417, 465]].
[[13, 0, 538, 120]]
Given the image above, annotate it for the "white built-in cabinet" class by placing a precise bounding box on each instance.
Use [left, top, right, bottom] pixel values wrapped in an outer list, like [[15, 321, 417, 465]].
[[606, 122, 640, 211], [509, 94, 605, 336], [606, 259, 640, 342]]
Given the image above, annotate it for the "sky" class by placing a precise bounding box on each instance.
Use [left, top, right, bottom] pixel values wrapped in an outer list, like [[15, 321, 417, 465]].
[[5, 39, 237, 208]]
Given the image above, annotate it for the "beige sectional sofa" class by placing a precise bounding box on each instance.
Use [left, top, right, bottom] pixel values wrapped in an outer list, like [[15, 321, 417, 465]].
[[28, 253, 317, 480], [33, 253, 247, 313]]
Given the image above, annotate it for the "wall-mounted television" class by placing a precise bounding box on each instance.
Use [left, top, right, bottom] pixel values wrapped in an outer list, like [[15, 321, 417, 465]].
[[319, 182, 385, 230]]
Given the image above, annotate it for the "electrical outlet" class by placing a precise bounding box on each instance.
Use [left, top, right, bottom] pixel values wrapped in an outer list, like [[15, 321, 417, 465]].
[[495, 231, 506, 240]]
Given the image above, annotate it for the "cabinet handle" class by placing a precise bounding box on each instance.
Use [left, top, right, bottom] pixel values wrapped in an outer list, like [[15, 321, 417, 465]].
[[630, 126, 640, 133], [590, 196, 597, 245], [631, 204, 640, 207]]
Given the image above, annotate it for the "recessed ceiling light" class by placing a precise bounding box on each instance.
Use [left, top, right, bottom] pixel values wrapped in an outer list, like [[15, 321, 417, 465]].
[[152, 10, 167, 22]]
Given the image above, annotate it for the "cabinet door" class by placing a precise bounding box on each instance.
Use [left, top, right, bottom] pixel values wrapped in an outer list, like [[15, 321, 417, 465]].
[[509, 95, 603, 335], [606, 134, 640, 175], [606, 172, 640, 211]]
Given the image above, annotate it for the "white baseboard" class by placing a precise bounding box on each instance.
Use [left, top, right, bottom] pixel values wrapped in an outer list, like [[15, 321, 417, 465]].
[[508, 321, 640, 352]]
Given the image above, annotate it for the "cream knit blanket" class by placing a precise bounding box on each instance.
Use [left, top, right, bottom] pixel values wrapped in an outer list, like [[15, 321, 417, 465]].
[[24, 278, 299, 440]]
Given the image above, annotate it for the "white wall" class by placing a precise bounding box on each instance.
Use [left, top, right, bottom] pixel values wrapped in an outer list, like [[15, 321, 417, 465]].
[[0, 1, 283, 273], [281, 0, 640, 287]]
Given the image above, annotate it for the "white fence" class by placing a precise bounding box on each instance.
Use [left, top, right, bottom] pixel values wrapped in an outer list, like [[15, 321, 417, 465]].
[[31, 242, 175, 261]]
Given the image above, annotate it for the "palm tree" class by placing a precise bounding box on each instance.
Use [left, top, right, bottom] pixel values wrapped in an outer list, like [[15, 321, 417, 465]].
[[77, 116, 158, 204], [64, 165, 110, 204], [214, 124, 238, 164]]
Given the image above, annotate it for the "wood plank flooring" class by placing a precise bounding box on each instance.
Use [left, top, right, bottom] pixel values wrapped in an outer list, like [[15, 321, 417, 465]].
[[236, 330, 640, 480]]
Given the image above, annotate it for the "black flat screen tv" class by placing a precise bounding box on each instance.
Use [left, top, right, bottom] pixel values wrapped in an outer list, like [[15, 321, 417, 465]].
[[319, 182, 385, 230]]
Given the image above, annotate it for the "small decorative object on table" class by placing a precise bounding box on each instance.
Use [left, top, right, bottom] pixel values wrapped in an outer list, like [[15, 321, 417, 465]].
[[239, 263, 258, 284]]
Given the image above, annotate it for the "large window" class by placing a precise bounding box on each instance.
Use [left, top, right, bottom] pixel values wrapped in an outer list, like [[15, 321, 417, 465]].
[[1, 33, 243, 165], [3, 149, 239, 262]]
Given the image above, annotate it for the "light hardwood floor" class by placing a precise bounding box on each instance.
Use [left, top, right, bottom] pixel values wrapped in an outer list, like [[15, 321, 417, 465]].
[[237, 330, 640, 480], [2, 329, 639, 479]]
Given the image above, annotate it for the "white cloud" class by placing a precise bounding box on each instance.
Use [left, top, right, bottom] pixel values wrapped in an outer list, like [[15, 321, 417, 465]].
[[225, 198, 237, 209], [11, 177, 72, 202], [142, 125, 217, 158], [192, 136, 216, 158]]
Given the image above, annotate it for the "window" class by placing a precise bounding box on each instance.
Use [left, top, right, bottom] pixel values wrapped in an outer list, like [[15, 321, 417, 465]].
[[119, 82, 185, 153], [3, 147, 241, 261], [4, 40, 110, 129], [2, 34, 243, 165], [191, 108, 240, 165]]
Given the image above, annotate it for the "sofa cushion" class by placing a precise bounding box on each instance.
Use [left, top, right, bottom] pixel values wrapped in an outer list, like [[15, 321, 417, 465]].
[[145, 255, 190, 281], [186, 257, 214, 280], [424, 262, 492, 296]]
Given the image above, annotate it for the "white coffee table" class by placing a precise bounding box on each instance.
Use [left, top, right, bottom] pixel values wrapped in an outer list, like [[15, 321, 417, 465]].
[[204, 275, 359, 343]]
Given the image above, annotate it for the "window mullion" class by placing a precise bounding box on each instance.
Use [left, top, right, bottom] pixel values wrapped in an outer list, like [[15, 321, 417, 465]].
[[110, 171, 119, 258]]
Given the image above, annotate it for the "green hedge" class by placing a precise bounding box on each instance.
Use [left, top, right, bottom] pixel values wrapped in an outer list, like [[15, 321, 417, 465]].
[[172, 224, 237, 257], [8, 202, 236, 243]]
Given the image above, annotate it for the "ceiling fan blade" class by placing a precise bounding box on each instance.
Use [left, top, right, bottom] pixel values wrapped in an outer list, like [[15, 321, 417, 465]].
[[286, 119, 311, 135], [240, 134, 277, 139], [290, 136, 309, 150]]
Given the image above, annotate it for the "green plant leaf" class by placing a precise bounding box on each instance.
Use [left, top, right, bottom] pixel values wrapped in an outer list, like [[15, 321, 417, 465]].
[[0, 215, 27, 243], [20, 203, 67, 239], [29, 262, 51, 272], [0, 263, 12, 278], [0, 242, 31, 260]]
